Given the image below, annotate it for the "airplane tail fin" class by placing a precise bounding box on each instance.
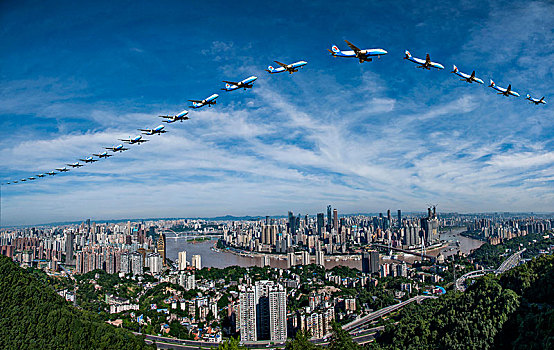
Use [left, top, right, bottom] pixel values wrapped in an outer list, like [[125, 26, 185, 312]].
[[331, 45, 340, 54], [489, 79, 495, 87], [451, 65, 458, 73], [225, 83, 231, 89], [540, 96, 545, 102], [526, 94, 531, 99], [404, 50, 411, 59], [266, 66, 274, 73]]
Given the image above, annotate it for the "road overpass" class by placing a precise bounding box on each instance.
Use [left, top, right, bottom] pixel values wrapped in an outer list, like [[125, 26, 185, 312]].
[[455, 249, 526, 291], [342, 295, 437, 332]]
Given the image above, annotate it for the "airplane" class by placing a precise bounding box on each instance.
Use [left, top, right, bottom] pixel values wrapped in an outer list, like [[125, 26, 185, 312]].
[[79, 156, 98, 163], [6, 182, 10, 185], [328, 40, 387, 63], [36, 174, 45, 178], [105, 144, 129, 152], [139, 125, 166, 135], [266, 60, 308, 74], [159, 110, 189, 123], [56, 167, 70, 172], [188, 94, 219, 109], [93, 151, 113, 159], [451, 65, 484, 84], [12, 181, 18, 184], [221, 76, 258, 91], [67, 162, 84, 168], [404, 51, 444, 70], [489, 80, 520, 97], [526, 94, 546, 105], [28, 177, 36, 180], [46, 171, 57, 176], [20, 179, 27, 182], [119, 135, 149, 144]]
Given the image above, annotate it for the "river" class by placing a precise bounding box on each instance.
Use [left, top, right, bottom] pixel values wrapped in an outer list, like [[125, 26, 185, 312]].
[[165, 227, 483, 269]]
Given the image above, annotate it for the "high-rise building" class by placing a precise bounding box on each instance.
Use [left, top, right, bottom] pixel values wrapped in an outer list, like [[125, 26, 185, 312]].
[[316, 213, 325, 237], [421, 206, 439, 246], [397, 210, 402, 228], [327, 205, 332, 232], [287, 252, 296, 268], [268, 284, 287, 342], [130, 251, 144, 275], [239, 287, 257, 341], [361, 251, 380, 274], [147, 252, 163, 274], [315, 250, 325, 267], [178, 251, 187, 270], [120, 252, 130, 274], [157, 233, 166, 266], [263, 255, 271, 267], [301, 251, 310, 265], [288, 211, 297, 234], [239, 281, 287, 342], [191, 254, 202, 270], [65, 232, 74, 265], [333, 209, 338, 233]]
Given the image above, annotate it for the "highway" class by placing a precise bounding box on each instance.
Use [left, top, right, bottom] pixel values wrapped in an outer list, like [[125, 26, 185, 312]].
[[455, 248, 526, 291], [342, 295, 437, 331], [137, 298, 427, 349]]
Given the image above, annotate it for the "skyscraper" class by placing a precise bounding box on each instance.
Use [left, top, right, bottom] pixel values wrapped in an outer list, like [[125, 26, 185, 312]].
[[178, 251, 187, 270], [288, 211, 296, 234], [316, 213, 325, 237], [157, 233, 166, 266], [362, 251, 380, 274], [327, 205, 332, 232], [65, 232, 74, 265], [333, 209, 338, 233], [397, 209, 402, 228]]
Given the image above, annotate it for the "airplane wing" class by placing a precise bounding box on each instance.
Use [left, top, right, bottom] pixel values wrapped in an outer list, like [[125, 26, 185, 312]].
[[274, 61, 288, 68], [344, 40, 361, 53], [138, 129, 151, 132], [188, 99, 202, 103], [222, 80, 239, 85]]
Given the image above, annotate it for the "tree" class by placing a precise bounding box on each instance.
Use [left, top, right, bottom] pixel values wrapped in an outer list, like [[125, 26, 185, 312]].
[[285, 331, 321, 350], [217, 337, 245, 350], [328, 322, 359, 350]]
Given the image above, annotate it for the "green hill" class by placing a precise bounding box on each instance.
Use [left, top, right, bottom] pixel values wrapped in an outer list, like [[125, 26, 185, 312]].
[[0, 255, 153, 350], [370, 254, 554, 349]]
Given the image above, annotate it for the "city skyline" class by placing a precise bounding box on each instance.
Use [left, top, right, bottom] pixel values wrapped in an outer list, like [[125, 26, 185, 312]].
[[1, 0, 553, 226]]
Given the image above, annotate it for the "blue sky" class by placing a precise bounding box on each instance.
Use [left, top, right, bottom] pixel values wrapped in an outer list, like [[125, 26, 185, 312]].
[[1, 0, 553, 226]]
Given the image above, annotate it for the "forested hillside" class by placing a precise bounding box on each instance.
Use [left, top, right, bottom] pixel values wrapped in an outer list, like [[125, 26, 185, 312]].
[[0, 255, 153, 350], [370, 254, 554, 349]]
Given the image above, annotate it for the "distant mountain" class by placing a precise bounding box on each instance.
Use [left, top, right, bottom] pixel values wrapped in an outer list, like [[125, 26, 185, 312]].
[[0, 255, 153, 350]]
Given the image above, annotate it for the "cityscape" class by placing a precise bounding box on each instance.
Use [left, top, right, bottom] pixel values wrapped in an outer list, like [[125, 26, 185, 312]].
[[1, 0, 553, 349], [1, 205, 553, 348]]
